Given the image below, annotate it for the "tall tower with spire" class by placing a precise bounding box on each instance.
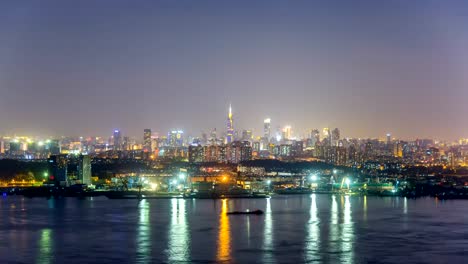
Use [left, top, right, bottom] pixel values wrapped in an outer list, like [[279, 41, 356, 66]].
[[226, 104, 234, 144]]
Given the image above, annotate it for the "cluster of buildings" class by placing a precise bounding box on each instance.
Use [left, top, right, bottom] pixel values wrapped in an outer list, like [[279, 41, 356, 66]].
[[47, 154, 92, 186], [1, 105, 468, 172]]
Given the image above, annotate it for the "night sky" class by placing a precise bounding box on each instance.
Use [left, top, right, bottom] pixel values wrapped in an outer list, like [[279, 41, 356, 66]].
[[0, 0, 467, 140]]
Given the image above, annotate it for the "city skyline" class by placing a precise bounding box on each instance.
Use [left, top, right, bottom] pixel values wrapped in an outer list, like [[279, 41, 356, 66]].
[[1, 1, 467, 140]]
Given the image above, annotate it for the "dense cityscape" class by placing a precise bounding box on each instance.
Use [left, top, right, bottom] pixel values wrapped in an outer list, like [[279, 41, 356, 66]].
[[0, 105, 467, 199], [2, 1, 468, 263]]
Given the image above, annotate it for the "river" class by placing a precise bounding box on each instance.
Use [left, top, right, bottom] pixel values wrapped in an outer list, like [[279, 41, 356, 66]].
[[0, 195, 467, 263]]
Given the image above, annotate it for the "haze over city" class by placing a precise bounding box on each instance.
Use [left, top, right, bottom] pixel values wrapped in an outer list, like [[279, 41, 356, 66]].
[[1, 0, 467, 140]]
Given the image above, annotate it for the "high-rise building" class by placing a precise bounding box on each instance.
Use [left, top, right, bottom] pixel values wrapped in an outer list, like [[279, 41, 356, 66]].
[[226, 104, 234, 144], [393, 142, 403, 158], [77, 155, 91, 185], [143, 129, 152, 152], [48, 154, 68, 186], [188, 145, 205, 163], [264, 118, 271, 139], [280, 144, 292, 157], [123, 136, 130, 151], [242, 130, 253, 141], [282, 126, 292, 140], [113, 129, 122, 151], [240, 142, 253, 162], [9, 141, 21, 155], [49, 139, 61, 155], [168, 130, 184, 147], [252, 141, 261, 152], [332, 128, 340, 146], [322, 128, 332, 146], [291, 140, 304, 157]]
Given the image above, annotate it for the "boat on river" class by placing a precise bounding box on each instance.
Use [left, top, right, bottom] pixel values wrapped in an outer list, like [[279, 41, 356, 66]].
[[275, 187, 313, 195], [227, 209, 264, 215]]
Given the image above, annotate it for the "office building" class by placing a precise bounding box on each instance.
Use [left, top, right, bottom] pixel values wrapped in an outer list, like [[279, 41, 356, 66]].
[[282, 126, 292, 141], [77, 155, 91, 185], [264, 118, 271, 139], [226, 104, 234, 144], [143, 129, 152, 152], [113, 129, 122, 151], [188, 145, 205, 163], [48, 154, 68, 186]]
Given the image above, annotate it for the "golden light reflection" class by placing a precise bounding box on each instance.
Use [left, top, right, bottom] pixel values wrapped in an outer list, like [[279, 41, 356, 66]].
[[137, 200, 151, 263], [305, 194, 320, 261], [37, 229, 53, 264], [168, 199, 190, 262], [217, 199, 231, 262], [363, 195, 367, 221]]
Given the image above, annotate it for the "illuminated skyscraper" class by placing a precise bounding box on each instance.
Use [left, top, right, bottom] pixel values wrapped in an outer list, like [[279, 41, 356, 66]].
[[323, 128, 331, 146], [226, 104, 234, 144], [264, 118, 271, 139], [113, 129, 122, 151], [282, 126, 292, 140], [168, 130, 184, 147], [143, 129, 152, 152], [77, 155, 91, 185]]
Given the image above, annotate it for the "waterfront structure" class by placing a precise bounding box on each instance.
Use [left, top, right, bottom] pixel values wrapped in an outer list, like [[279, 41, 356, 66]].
[[48, 154, 68, 186], [77, 155, 92, 185]]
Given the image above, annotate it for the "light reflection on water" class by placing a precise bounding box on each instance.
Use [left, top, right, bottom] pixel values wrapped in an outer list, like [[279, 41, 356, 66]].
[[217, 199, 231, 262], [37, 229, 52, 264], [1, 195, 467, 264], [263, 197, 274, 263], [363, 195, 367, 221], [167, 198, 190, 263], [305, 194, 320, 262], [341, 195, 354, 264], [330, 194, 339, 255], [136, 200, 150, 264]]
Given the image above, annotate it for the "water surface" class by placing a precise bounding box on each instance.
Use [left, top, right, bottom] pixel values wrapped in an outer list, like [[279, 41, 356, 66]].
[[0, 195, 467, 263]]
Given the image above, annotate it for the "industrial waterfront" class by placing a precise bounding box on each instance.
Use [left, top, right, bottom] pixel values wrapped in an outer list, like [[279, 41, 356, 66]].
[[0, 195, 466, 264]]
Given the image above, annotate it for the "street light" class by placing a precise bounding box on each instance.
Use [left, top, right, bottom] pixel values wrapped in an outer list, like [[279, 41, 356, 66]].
[[310, 174, 318, 181], [179, 173, 185, 180], [345, 178, 351, 189]]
